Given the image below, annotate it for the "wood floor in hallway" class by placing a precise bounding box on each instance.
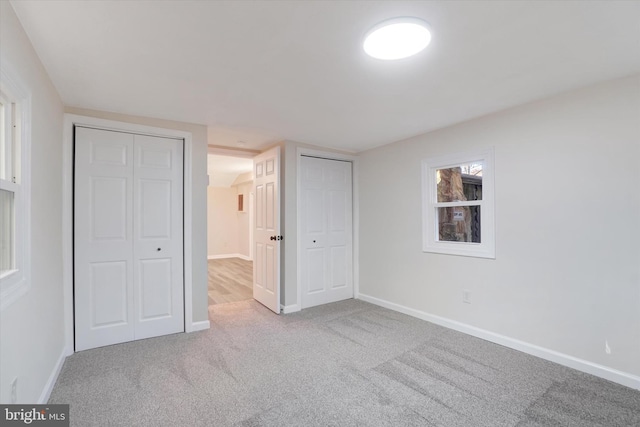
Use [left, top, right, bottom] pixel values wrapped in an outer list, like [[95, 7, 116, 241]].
[[207, 257, 253, 306]]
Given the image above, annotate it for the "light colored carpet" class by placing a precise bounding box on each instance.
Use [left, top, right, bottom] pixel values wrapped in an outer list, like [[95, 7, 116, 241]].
[[49, 299, 640, 426]]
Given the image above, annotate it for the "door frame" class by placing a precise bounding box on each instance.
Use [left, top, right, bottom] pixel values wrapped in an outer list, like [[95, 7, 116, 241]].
[[295, 147, 359, 312], [62, 114, 195, 355]]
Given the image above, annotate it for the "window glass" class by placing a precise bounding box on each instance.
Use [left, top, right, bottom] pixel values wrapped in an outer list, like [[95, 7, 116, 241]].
[[436, 162, 483, 202], [0, 98, 7, 181], [0, 188, 14, 273], [437, 205, 481, 243]]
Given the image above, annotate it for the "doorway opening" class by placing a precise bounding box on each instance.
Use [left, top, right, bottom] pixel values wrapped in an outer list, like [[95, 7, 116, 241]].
[[206, 153, 254, 309]]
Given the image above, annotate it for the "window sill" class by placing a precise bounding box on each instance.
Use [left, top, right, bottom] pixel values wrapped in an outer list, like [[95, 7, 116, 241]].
[[0, 269, 19, 281], [1, 277, 29, 311], [423, 242, 495, 259]]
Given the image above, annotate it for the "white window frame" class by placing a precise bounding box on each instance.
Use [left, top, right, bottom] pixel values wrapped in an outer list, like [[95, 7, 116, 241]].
[[422, 147, 495, 259], [0, 67, 31, 311]]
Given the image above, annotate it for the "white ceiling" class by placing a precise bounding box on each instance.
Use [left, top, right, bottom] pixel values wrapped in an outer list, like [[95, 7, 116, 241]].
[[10, 1, 640, 152], [207, 154, 253, 187]]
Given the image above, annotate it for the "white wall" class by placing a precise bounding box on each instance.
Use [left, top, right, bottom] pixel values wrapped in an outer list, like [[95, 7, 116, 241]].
[[0, 2, 65, 403], [235, 181, 252, 258], [206, 169, 252, 259], [207, 187, 240, 256], [66, 107, 209, 324], [358, 75, 640, 382]]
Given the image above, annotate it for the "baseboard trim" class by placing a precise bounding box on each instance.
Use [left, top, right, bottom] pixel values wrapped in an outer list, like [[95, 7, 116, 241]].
[[190, 320, 210, 332], [207, 254, 252, 261], [357, 293, 640, 391], [38, 348, 67, 404], [281, 304, 301, 314]]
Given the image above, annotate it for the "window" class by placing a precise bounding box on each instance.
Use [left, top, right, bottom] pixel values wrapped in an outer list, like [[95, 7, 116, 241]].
[[1, 68, 31, 310], [422, 148, 495, 258]]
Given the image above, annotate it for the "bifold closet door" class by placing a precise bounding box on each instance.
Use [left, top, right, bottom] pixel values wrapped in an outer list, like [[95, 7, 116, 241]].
[[300, 156, 353, 309], [74, 126, 184, 351]]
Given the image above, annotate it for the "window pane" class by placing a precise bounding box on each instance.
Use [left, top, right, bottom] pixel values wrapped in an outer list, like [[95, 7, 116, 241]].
[[0, 100, 6, 181], [437, 205, 481, 243], [0, 188, 14, 273], [436, 163, 483, 202]]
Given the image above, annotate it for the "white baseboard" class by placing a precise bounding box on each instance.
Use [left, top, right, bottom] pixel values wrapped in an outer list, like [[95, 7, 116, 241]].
[[190, 320, 210, 332], [38, 348, 67, 404], [208, 253, 252, 261], [281, 303, 301, 314], [357, 293, 640, 391]]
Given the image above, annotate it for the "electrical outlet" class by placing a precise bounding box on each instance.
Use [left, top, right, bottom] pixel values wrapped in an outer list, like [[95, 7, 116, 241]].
[[605, 340, 611, 355], [463, 289, 471, 304], [11, 377, 17, 403]]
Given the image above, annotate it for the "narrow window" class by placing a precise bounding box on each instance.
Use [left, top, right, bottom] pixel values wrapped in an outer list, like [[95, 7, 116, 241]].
[[1, 71, 31, 310]]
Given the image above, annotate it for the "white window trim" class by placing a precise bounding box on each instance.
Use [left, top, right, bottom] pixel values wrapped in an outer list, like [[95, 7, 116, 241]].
[[422, 147, 495, 259], [0, 67, 32, 310]]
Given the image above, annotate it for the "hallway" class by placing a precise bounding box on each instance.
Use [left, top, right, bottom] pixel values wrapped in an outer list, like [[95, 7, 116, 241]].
[[207, 258, 253, 306]]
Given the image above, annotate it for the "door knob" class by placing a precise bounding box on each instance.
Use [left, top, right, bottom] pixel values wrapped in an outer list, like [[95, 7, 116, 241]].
[[157, 248, 161, 251]]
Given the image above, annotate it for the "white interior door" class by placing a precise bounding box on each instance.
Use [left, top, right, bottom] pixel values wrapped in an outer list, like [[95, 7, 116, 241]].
[[253, 147, 280, 313], [74, 127, 184, 351], [300, 156, 353, 309]]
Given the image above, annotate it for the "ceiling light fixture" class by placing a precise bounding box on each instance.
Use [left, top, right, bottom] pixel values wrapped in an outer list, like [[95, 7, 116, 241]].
[[363, 17, 431, 60]]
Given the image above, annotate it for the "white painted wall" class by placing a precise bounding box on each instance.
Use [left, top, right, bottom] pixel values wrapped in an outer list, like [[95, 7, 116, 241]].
[[235, 181, 252, 258], [206, 169, 252, 259], [65, 107, 209, 324], [0, 2, 65, 403], [207, 187, 240, 256], [358, 75, 640, 380]]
